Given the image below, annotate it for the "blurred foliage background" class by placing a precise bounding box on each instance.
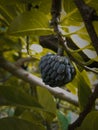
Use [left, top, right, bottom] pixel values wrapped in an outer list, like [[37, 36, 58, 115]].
[[0, 0, 98, 130]]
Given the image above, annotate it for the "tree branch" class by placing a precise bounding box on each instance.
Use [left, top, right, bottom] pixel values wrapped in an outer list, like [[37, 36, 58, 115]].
[[73, 0, 98, 55], [50, 0, 61, 30], [0, 56, 78, 106], [50, 0, 65, 56], [63, 42, 98, 74], [68, 83, 98, 130], [39, 35, 98, 68]]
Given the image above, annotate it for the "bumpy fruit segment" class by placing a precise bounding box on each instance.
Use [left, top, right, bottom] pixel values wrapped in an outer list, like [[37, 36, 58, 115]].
[[39, 53, 76, 87]]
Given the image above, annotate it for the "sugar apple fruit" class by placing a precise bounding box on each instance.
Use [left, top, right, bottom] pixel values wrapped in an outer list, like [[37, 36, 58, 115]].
[[39, 53, 76, 87]]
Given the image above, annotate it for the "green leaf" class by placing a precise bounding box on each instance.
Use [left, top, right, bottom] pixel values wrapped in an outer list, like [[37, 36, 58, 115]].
[[76, 27, 90, 42], [92, 56, 98, 62], [0, 34, 22, 51], [63, 0, 82, 21], [0, 4, 22, 23], [62, 0, 98, 25], [0, 117, 45, 130], [57, 111, 70, 130], [77, 70, 92, 111], [66, 83, 77, 94], [37, 86, 56, 115], [94, 21, 98, 35], [20, 107, 55, 123], [35, 0, 51, 14], [0, 85, 42, 109], [8, 10, 53, 36], [36, 86, 57, 122], [77, 111, 98, 130], [71, 34, 97, 60], [88, 0, 98, 12], [62, 0, 82, 26], [20, 111, 44, 124]]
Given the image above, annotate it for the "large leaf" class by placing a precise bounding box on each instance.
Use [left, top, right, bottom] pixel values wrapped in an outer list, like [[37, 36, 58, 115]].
[[77, 111, 98, 130], [0, 0, 51, 14], [77, 70, 92, 111], [0, 3, 24, 23], [37, 86, 56, 114], [37, 87, 56, 122], [8, 10, 53, 36], [0, 4, 13, 23], [0, 117, 45, 130], [0, 85, 42, 109]]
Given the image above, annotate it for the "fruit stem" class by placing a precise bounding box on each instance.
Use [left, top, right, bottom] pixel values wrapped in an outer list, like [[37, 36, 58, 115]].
[[57, 45, 64, 56]]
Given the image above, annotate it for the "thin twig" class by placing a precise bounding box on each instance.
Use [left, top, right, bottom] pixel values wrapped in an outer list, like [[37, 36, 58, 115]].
[[51, 0, 65, 55], [15, 57, 33, 66]]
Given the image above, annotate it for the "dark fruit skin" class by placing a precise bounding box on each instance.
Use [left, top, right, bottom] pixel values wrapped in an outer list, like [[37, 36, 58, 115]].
[[39, 53, 76, 87]]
